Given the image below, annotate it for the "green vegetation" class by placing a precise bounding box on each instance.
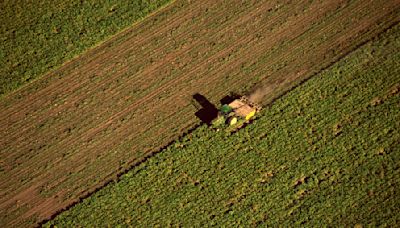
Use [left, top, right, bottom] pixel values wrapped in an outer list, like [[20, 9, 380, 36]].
[[47, 25, 400, 226], [0, 0, 171, 96]]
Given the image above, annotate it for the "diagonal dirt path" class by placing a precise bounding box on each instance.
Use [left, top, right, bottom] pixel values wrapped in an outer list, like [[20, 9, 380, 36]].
[[0, 0, 399, 226]]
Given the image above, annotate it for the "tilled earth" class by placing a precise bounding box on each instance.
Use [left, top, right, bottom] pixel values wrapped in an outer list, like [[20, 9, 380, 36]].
[[0, 0, 399, 226]]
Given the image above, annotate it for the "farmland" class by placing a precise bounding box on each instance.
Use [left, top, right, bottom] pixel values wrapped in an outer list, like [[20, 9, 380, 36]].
[[47, 24, 400, 226], [1, 0, 399, 226], [0, 0, 172, 96]]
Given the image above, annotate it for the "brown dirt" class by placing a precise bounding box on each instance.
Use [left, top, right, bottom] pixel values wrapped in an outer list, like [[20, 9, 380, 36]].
[[0, 0, 399, 226]]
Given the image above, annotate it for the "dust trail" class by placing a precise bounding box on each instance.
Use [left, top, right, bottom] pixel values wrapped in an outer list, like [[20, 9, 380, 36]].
[[248, 82, 279, 104]]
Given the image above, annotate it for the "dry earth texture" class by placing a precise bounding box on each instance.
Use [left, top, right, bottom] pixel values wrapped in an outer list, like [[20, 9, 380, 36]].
[[46, 24, 400, 226], [0, 0, 171, 96], [1, 0, 399, 226]]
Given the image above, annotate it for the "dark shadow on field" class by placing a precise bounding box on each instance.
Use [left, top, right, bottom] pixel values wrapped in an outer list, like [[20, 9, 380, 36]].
[[192, 93, 218, 125], [219, 93, 241, 105]]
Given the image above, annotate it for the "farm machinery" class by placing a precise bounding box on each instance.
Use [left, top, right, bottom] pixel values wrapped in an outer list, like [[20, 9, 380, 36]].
[[212, 96, 261, 130], [192, 93, 261, 130]]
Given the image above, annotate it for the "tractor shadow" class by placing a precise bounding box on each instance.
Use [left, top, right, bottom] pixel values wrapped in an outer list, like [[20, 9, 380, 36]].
[[219, 93, 241, 105], [192, 93, 241, 125], [192, 93, 218, 125]]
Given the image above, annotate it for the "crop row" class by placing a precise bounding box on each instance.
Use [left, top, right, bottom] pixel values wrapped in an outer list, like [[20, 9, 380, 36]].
[[46, 23, 400, 227], [0, 0, 172, 96]]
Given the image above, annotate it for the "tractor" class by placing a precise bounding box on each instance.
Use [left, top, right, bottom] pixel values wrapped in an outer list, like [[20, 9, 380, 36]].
[[192, 93, 261, 130], [211, 96, 261, 130]]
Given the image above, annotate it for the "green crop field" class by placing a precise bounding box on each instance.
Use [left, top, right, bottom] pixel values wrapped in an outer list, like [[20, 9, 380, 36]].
[[46, 24, 400, 226], [0, 0, 171, 96]]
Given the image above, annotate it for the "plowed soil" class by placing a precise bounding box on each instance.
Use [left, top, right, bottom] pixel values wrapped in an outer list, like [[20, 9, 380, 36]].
[[1, 0, 399, 226]]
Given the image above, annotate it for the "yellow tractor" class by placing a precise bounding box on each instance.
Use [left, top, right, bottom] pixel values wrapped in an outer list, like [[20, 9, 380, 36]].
[[212, 96, 261, 130]]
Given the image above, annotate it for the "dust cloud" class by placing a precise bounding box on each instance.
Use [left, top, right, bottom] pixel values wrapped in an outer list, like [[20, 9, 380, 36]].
[[248, 82, 279, 104]]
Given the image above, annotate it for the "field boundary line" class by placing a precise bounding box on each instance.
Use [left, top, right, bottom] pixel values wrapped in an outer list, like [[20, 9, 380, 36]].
[[37, 19, 400, 227], [0, 0, 178, 101]]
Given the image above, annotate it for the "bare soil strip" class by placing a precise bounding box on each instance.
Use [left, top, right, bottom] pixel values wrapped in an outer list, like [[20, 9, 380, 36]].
[[1, 0, 399, 226]]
